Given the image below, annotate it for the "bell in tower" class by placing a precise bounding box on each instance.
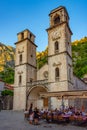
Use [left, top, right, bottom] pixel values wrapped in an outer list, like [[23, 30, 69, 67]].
[[49, 6, 69, 27]]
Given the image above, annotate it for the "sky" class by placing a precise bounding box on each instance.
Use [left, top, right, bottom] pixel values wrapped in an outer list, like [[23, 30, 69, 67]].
[[0, 0, 87, 51]]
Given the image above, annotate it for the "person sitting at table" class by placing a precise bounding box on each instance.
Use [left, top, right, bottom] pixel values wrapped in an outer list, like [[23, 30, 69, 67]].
[[64, 109, 73, 115], [75, 110, 80, 116], [40, 108, 44, 118], [29, 111, 34, 124], [82, 111, 86, 116]]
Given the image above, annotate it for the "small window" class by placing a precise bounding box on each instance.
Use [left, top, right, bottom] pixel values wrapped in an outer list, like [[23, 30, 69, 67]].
[[31, 54, 33, 57], [55, 67, 59, 80], [69, 68, 71, 80], [19, 54, 22, 64], [19, 75, 22, 84], [55, 41, 59, 53], [30, 78, 33, 82], [54, 16, 60, 25], [21, 33, 24, 40], [30, 33, 32, 39], [66, 16, 68, 22]]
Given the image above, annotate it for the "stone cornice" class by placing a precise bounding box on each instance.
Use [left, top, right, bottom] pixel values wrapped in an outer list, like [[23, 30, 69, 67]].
[[49, 6, 69, 19], [14, 38, 37, 47], [15, 63, 37, 69], [48, 51, 72, 59], [17, 29, 36, 37], [46, 21, 72, 35]]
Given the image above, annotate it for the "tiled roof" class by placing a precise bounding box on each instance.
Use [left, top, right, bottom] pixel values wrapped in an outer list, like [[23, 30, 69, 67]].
[[5, 84, 14, 90]]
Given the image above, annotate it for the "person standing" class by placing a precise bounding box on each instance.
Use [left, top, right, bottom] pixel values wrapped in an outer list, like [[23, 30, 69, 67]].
[[29, 103, 33, 115], [33, 107, 40, 125], [0, 100, 2, 111]]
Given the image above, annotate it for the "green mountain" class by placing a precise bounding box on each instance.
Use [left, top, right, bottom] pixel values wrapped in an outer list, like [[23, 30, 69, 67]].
[[37, 37, 87, 78], [72, 37, 87, 78], [0, 37, 87, 84], [0, 43, 15, 84]]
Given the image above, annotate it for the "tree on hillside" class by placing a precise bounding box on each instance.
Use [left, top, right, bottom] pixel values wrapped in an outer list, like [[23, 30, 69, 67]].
[[36, 47, 48, 69], [72, 37, 87, 78], [0, 37, 87, 83], [0, 42, 15, 84]]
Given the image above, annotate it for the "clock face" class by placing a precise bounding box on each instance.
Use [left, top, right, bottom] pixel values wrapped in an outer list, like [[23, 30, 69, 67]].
[[53, 31, 58, 36], [52, 30, 61, 40]]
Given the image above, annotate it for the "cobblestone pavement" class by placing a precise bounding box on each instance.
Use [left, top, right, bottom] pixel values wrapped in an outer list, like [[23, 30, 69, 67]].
[[0, 110, 87, 130]]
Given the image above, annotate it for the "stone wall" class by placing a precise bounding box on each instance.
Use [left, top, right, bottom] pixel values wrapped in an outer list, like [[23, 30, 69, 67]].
[[0, 81, 5, 96], [2, 95, 13, 110], [73, 75, 87, 90], [37, 63, 48, 80]]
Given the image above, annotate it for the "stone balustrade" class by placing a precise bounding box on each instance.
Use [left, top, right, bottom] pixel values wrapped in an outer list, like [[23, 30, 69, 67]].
[[27, 79, 48, 87]]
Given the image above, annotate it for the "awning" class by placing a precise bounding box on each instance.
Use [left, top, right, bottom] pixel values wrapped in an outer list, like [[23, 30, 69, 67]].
[[39, 90, 87, 99]]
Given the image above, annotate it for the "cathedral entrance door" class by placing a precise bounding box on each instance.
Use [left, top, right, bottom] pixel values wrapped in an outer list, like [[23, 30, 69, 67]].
[[43, 98, 48, 108]]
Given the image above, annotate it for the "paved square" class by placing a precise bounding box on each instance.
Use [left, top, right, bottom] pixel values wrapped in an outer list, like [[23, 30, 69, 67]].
[[0, 110, 87, 130]]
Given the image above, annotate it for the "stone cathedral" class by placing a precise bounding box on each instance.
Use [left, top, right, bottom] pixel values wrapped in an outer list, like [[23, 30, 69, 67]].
[[13, 6, 87, 110]]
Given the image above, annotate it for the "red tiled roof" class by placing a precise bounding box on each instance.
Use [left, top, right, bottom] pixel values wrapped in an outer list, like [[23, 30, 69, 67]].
[[83, 78, 87, 81], [0, 79, 4, 82], [5, 84, 14, 90]]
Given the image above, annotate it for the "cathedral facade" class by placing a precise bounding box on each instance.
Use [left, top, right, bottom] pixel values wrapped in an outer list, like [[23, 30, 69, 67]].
[[13, 6, 87, 110]]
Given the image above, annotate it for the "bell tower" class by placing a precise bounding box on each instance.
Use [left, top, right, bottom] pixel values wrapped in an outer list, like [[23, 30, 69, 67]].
[[47, 6, 73, 109], [13, 29, 37, 110]]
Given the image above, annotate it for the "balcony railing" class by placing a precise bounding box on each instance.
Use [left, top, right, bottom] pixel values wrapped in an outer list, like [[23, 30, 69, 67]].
[[27, 79, 48, 87]]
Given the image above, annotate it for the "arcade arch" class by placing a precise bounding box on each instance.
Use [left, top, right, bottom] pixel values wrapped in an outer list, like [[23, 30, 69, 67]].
[[27, 86, 49, 110]]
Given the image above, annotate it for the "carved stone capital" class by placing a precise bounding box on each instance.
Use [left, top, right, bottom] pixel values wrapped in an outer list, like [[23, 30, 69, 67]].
[[18, 47, 24, 54], [53, 62, 61, 66], [17, 71, 23, 74]]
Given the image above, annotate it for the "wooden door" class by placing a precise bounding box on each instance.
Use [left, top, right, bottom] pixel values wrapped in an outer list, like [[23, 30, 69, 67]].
[[43, 98, 48, 107]]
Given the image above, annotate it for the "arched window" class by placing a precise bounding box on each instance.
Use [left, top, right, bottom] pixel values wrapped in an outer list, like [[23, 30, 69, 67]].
[[55, 41, 59, 53], [21, 32, 24, 40], [54, 16, 60, 25], [19, 75, 22, 84], [19, 54, 22, 64], [30, 33, 32, 39], [55, 67, 59, 80]]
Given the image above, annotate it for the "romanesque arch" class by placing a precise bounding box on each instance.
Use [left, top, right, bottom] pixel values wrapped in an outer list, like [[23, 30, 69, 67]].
[[53, 14, 60, 25], [27, 85, 49, 110]]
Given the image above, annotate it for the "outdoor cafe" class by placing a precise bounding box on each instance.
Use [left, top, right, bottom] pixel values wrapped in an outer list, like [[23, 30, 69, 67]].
[[39, 90, 87, 126]]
